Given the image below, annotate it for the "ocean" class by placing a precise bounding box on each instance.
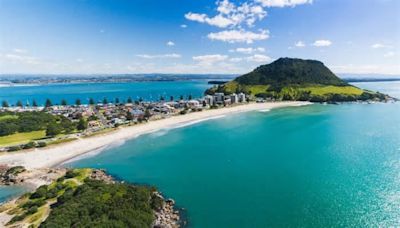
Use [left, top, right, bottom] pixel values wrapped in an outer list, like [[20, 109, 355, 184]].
[[0, 80, 211, 106], [1, 81, 400, 227]]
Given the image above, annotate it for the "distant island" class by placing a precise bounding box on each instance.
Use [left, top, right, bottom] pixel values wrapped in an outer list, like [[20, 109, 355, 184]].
[[206, 58, 393, 102]]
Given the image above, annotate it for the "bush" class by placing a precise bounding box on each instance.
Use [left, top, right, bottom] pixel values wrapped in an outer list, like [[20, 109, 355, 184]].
[[29, 186, 48, 199], [22, 142, 36, 149], [37, 142, 47, 148], [65, 170, 79, 179], [8, 146, 21, 152]]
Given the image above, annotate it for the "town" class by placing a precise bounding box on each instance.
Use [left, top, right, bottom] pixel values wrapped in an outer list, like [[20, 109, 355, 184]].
[[0, 92, 249, 152]]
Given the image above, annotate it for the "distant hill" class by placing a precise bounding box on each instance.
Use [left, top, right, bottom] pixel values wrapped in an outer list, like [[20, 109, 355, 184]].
[[206, 58, 391, 102]]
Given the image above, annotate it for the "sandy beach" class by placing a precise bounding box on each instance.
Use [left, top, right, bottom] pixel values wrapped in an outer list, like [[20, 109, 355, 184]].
[[0, 101, 310, 169]]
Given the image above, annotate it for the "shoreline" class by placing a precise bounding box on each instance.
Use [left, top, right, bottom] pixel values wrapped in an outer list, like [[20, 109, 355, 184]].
[[0, 101, 311, 169]]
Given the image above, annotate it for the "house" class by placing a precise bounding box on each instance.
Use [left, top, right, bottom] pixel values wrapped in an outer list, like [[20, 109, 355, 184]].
[[230, 93, 238, 103], [204, 95, 214, 106]]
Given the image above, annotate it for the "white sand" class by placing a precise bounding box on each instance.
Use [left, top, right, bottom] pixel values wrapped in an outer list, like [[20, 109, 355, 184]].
[[0, 102, 311, 169]]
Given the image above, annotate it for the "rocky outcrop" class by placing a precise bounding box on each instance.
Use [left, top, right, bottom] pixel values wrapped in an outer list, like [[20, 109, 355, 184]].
[[153, 192, 181, 228]]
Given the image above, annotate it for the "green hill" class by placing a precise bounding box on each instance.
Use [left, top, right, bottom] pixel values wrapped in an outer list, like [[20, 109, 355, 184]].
[[206, 58, 389, 102]]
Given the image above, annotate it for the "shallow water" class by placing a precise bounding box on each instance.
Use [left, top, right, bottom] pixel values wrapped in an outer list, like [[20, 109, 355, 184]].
[[70, 82, 400, 227]]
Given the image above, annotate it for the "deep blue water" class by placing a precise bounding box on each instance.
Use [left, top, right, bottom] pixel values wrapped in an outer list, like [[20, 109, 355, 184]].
[[0, 80, 210, 106]]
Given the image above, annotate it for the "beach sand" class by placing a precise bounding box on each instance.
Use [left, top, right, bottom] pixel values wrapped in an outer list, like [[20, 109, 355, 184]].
[[0, 102, 311, 169]]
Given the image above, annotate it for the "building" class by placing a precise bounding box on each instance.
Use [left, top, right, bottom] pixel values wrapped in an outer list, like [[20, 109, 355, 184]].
[[204, 95, 214, 106], [238, 93, 246, 102], [214, 93, 224, 105], [230, 93, 238, 103]]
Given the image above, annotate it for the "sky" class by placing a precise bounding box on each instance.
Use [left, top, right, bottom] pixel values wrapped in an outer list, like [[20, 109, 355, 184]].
[[0, 0, 399, 75]]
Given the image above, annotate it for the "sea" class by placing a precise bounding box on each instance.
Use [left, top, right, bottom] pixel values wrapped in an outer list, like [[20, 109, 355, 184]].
[[1, 80, 400, 227]]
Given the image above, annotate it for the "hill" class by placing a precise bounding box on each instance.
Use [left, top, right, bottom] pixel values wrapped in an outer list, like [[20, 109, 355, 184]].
[[206, 58, 390, 102]]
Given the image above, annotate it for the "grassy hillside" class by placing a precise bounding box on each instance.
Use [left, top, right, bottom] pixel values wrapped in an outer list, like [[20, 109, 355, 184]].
[[206, 58, 390, 102]]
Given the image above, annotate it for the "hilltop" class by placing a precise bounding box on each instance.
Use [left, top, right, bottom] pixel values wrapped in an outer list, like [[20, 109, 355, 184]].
[[206, 58, 390, 102]]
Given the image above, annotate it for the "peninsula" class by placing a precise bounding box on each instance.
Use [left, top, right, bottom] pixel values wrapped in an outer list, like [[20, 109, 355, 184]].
[[206, 58, 392, 102]]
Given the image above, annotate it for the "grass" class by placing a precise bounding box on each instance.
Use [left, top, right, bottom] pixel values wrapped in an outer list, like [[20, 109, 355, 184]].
[[0, 130, 46, 147], [299, 85, 364, 96], [47, 137, 77, 146], [0, 115, 18, 121], [221, 81, 269, 95]]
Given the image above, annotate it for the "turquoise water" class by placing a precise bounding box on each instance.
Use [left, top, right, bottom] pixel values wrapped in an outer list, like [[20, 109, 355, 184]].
[[0, 186, 26, 203], [69, 82, 400, 227], [0, 81, 210, 106]]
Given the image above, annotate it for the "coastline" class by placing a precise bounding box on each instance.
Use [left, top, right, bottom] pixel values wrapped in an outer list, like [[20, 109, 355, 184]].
[[0, 101, 311, 169]]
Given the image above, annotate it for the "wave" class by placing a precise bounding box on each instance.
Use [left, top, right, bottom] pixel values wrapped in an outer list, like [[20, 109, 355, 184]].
[[173, 115, 226, 129], [258, 109, 271, 112], [61, 139, 126, 165]]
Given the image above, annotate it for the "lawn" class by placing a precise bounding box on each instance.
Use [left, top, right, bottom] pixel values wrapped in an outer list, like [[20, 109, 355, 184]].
[[0, 130, 46, 147], [299, 85, 364, 96]]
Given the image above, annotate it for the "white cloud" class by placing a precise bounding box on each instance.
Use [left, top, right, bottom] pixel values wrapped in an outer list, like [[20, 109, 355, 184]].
[[166, 41, 175, 46], [256, 0, 312, 7], [13, 48, 27, 54], [229, 57, 243, 62], [136, 53, 181, 59], [371, 43, 392, 49], [2, 53, 39, 65], [180, 24, 188, 28], [208, 29, 269, 43], [185, 12, 207, 23], [246, 54, 272, 62], [230, 47, 266, 54], [192, 54, 228, 65], [313, 40, 332, 47], [384, 51, 395, 58], [295, 41, 305, 47], [76, 58, 84, 63], [185, 0, 267, 28]]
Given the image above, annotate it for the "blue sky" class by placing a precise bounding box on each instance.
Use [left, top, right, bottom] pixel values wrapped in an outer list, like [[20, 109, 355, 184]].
[[0, 0, 399, 75]]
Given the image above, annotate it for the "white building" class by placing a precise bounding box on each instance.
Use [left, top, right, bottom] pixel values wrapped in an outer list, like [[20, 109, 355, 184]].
[[238, 93, 246, 102], [214, 93, 224, 105], [204, 95, 214, 106], [188, 100, 201, 108], [230, 93, 238, 103]]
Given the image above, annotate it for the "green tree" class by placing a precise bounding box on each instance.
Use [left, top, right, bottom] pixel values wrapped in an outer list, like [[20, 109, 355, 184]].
[[188, 95, 193, 100], [144, 109, 151, 120], [61, 99, 67, 106], [32, 100, 38, 107], [102, 98, 108, 105], [46, 123, 61, 137], [179, 95, 183, 100], [16, 100, 23, 107], [127, 97, 133, 104], [45, 99, 52, 108], [89, 98, 95, 105], [160, 96, 165, 102], [126, 111, 133, 121], [77, 118, 87, 131], [2, 100, 9, 108], [115, 98, 120, 104], [75, 99, 81, 106]]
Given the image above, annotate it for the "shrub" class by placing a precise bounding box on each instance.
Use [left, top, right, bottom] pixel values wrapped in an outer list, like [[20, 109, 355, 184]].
[[8, 146, 21, 152], [37, 142, 47, 148]]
